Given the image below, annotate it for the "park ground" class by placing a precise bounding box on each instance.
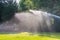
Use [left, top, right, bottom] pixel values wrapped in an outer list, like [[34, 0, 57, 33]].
[[0, 32, 60, 40]]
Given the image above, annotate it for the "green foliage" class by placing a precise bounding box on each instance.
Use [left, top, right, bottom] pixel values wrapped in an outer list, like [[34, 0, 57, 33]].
[[24, 0, 34, 9], [0, 0, 18, 22], [19, 0, 60, 16], [19, 0, 28, 11], [32, 0, 60, 16], [19, 0, 35, 11]]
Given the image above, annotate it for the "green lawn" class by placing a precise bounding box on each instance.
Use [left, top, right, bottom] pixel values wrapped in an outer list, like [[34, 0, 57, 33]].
[[0, 32, 60, 40]]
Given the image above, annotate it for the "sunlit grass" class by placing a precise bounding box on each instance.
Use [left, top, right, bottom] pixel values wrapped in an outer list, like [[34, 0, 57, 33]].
[[0, 32, 60, 40]]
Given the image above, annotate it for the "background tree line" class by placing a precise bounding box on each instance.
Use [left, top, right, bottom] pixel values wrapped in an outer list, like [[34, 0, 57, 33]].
[[19, 0, 60, 16]]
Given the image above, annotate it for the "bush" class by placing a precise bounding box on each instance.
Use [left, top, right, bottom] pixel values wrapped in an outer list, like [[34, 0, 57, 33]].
[[0, 0, 18, 22]]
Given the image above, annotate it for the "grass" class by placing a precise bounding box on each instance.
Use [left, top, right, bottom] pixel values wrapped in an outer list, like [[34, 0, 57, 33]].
[[0, 32, 60, 40]]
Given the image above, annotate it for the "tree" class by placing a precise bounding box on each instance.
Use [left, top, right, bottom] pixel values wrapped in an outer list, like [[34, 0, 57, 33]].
[[0, 0, 18, 22], [19, 0, 28, 11], [19, 0, 35, 11]]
